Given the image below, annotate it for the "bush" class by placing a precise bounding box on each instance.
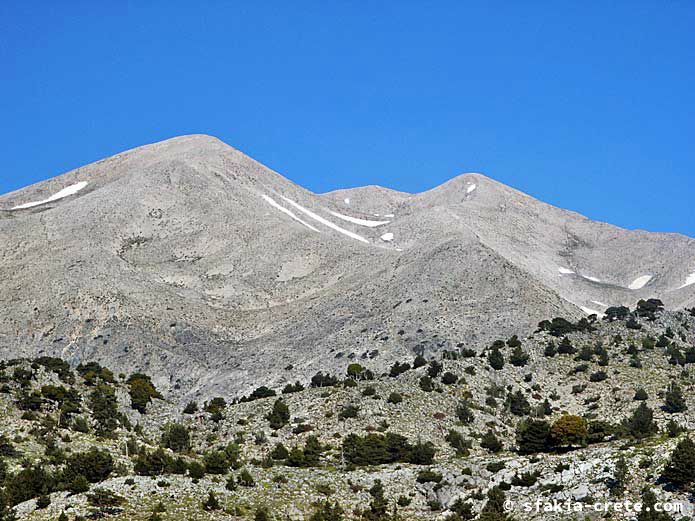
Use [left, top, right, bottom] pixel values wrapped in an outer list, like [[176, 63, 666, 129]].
[[161, 423, 190, 453], [419, 376, 435, 392], [267, 399, 290, 429], [445, 430, 471, 457], [441, 372, 458, 385], [663, 382, 687, 413], [487, 346, 504, 370], [134, 448, 176, 476], [126, 373, 162, 413], [550, 415, 587, 448], [661, 437, 695, 489], [455, 400, 474, 424], [633, 388, 648, 401], [343, 432, 435, 466], [203, 450, 229, 474], [65, 448, 114, 483], [339, 405, 359, 420], [510, 346, 529, 367], [480, 430, 503, 453], [183, 401, 198, 414], [387, 392, 403, 404]]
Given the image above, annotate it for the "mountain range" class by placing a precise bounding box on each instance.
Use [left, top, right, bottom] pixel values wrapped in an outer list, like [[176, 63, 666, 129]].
[[1, 134, 694, 401]]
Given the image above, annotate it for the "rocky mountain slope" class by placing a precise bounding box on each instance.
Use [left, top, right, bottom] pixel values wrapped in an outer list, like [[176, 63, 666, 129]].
[[1, 305, 694, 520], [1, 135, 694, 402]]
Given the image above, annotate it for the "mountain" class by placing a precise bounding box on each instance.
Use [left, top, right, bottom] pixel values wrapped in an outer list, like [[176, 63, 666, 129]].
[[1, 134, 694, 401]]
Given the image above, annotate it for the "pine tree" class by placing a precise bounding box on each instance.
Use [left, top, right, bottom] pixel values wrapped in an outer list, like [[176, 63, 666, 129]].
[[478, 487, 513, 521], [608, 456, 628, 497], [480, 430, 503, 453], [557, 337, 576, 355], [488, 346, 504, 370], [509, 346, 529, 367], [624, 402, 658, 439], [636, 488, 671, 521], [267, 399, 290, 429], [661, 437, 695, 489], [663, 382, 687, 413], [543, 342, 557, 357], [507, 390, 530, 416], [516, 419, 551, 455]]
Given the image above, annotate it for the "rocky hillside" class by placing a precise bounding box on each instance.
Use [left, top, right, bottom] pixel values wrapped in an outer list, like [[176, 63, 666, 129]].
[[1, 303, 694, 520], [1, 135, 694, 401]]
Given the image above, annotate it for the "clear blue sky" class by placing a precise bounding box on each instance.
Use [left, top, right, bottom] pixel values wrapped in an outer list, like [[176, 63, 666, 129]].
[[1, 2, 693, 236]]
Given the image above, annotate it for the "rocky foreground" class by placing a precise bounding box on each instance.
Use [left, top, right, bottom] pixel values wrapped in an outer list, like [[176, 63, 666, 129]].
[[1, 301, 694, 520]]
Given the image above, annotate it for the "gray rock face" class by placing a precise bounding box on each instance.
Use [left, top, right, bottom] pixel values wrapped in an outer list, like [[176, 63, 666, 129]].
[[1, 134, 694, 400]]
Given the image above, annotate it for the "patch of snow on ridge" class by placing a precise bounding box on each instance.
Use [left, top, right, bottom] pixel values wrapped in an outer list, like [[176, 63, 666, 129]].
[[583, 275, 602, 283], [281, 197, 369, 244], [466, 183, 477, 194], [679, 272, 695, 289], [581, 306, 602, 316], [344, 198, 350, 205], [261, 195, 320, 233], [384, 214, 395, 218], [628, 275, 652, 290], [12, 181, 88, 209], [327, 210, 390, 227], [558, 267, 575, 275], [591, 301, 608, 307], [380, 233, 394, 242]]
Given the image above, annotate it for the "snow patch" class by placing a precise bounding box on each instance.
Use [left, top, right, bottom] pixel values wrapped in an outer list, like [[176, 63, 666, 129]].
[[12, 181, 88, 210], [591, 300, 608, 307], [281, 197, 369, 244], [583, 275, 602, 283], [678, 272, 695, 289], [558, 267, 575, 275], [628, 275, 652, 290], [327, 210, 390, 228], [344, 197, 350, 205], [380, 233, 394, 242], [581, 306, 602, 316], [384, 213, 395, 218], [261, 195, 320, 233], [466, 183, 477, 194]]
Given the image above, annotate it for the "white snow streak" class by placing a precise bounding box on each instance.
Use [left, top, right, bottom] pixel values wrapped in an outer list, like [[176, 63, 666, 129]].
[[327, 210, 390, 228], [281, 197, 369, 244], [583, 275, 602, 283], [380, 233, 394, 242], [628, 275, 652, 290], [591, 300, 608, 307], [384, 214, 395, 218], [678, 272, 695, 289], [12, 181, 88, 209], [558, 267, 575, 275], [261, 195, 320, 233], [344, 198, 350, 205], [581, 306, 602, 316], [466, 183, 477, 194]]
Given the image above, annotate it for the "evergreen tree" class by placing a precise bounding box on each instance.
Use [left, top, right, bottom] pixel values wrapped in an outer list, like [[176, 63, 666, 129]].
[[543, 342, 557, 357], [267, 399, 290, 429], [455, 400, 474, 424], [480, 430, 503, 453], [636, 488, 671, 521], [661, 437, 695, 489], [624, 403, 658, 439], [488, 346, 504, 370], [557, 337, 576, 355], [478, 487, 513, 521], [507, 390, 530, 416], [633, 388, 648, 401], [516, 419, 551, 455], [608, 456, 628, 497], [509, 346, 529, 367], [663, 382, 687, 413]]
